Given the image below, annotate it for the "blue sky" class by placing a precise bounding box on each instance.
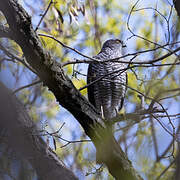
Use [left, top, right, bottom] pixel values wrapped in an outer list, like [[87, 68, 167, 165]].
[[1, 0, 179, 179]]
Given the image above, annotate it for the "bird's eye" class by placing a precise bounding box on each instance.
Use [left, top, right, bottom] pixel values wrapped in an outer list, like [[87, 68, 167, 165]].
[[115, 39, 126, 47], [115, 39, 121, 43]]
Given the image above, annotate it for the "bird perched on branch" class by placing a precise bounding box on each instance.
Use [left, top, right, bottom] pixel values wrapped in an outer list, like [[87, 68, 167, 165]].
[[87, 39, 127, 122]]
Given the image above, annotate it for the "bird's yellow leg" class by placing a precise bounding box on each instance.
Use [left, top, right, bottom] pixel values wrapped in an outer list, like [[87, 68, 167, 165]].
[[115, 107, 119, 116], [101, 105, 105, 119]]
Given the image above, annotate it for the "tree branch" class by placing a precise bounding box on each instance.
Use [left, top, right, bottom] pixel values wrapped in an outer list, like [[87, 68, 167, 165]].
[[0, 82, 78, 180], [174, 0, 180, 17], [0, 43, 37, 74], [0, 24, 12, 38], [0, 0, 143, 179], [40, 33, 180, 66]]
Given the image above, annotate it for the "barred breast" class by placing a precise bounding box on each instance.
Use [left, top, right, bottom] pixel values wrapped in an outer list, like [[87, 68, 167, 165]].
[[87, 51, 127, 120]]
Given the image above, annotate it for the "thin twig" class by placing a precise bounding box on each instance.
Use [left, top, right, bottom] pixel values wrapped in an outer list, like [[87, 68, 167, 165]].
[[117, 113, 180, 131], [156, 159, 175, 180], [39, 33, 180, 66], [126, 1, 177, 55], [81, 61, 160, 93], [13, 80, 42, 94], [38, 33, 96, 60], [151, 114, 173, 137], [150, 116, 159, 161], [0, 43, 37, 74], [35, 0, 53, 31], [59, 137, 91, 148], [40, 124, 91, 148], [157, 125, 180, 162]]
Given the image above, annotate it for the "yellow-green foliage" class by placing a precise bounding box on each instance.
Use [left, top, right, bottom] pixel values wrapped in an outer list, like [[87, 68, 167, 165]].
[[2, 0, 180, 179], [72, 78, 87, 96]]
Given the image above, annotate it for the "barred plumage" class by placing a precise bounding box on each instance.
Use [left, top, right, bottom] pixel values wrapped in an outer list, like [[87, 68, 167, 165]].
[[87, 39, 127, 120]]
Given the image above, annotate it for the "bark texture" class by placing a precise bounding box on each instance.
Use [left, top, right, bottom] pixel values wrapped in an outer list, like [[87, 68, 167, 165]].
[[174, 0, 180, 17], [0, 83, 78, 180]]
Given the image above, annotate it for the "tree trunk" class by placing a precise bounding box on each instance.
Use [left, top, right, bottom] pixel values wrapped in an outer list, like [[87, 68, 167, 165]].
[[0, 82, 78, 180]]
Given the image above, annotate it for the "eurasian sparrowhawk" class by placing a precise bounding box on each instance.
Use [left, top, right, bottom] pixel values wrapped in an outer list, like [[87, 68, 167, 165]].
[[87, 39, 127, 120]]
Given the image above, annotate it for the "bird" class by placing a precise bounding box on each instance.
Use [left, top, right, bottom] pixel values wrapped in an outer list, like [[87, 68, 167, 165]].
[[87, 39, 127, 121]]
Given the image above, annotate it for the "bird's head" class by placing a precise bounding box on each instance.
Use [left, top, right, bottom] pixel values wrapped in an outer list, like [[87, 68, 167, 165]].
[[101, 39, 126, 52]]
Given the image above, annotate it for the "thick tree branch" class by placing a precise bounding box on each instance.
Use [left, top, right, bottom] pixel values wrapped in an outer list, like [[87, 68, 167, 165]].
[[174, 0, 180, 17], [0, 24, 12, 38], [0, 0, 142, 179], [175, 138, 180, 180], [0, 82, 77, 180]]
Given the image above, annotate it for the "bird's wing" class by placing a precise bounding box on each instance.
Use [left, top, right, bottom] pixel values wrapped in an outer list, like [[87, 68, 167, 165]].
[[87, 62, 96, 107], [110, 63, 127, 113]]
